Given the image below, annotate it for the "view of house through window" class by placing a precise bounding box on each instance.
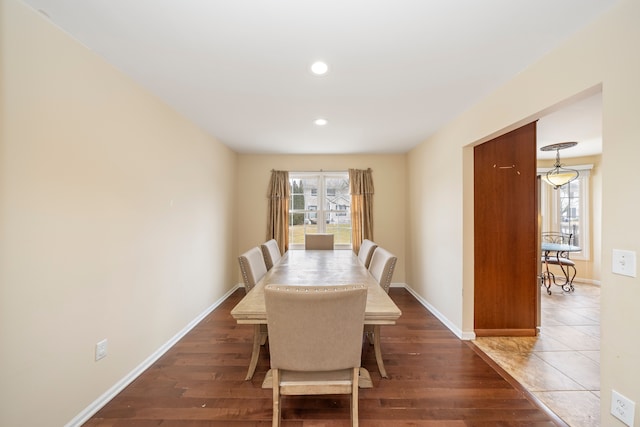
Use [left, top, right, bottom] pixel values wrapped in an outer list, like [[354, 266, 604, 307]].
[[289, 172, 351, 249]]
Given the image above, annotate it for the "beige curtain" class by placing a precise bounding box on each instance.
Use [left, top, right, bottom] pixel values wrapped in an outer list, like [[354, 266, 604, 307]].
[[267, 170, 290, 253], [349, 168, 374, 255]]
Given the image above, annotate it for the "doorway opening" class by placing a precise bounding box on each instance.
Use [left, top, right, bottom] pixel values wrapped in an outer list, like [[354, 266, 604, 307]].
[[472, 90, 602, 426]]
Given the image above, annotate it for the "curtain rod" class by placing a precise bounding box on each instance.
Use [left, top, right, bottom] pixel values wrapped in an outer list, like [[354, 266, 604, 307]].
[[271, 168, 371, 173]]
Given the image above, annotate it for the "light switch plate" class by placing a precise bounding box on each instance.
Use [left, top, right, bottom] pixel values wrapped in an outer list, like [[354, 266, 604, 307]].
[[612, 249, 637, 278]]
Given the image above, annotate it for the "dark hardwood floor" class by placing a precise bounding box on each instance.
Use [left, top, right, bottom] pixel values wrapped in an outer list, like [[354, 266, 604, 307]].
[[84, 288, 566, 426]]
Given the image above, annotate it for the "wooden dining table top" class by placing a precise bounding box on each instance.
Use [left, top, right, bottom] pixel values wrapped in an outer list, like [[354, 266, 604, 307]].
[[230, 249, 402, 325]]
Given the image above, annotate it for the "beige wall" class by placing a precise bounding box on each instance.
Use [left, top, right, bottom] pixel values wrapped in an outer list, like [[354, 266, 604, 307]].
[[236, 154, 406, 283], [0, 1, 238, 425], [3, 0, 638, 425], [407, 0, 639, 424]]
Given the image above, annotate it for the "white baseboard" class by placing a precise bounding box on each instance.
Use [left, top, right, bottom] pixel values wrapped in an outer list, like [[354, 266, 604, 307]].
[[397, 280, 603, 341], [396, 284, 474, 340], [65, 284, 242, 427], [68, 281, 478, 425]]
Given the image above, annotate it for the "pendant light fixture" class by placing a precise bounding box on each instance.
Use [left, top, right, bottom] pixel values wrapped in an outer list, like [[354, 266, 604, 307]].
[[540, 141, 579, 189]]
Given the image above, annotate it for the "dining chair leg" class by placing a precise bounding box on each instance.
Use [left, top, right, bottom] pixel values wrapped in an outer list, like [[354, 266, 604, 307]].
[[272, 368, 281, 427], [351, 367, 359, 427], [245, 324, 261, 381], [541, 261, 553, 295], [373, 325, 388, 378], [559, 263, 570, 285], [562, 265, 577, 292]]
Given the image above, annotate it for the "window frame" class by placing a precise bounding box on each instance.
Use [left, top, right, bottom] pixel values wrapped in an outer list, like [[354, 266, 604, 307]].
[[288, 171, 351, 250], [539, 165, 592, 260]]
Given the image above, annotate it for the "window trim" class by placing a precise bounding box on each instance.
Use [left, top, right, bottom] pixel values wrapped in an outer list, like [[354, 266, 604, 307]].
[[288, 171, 351, 250]]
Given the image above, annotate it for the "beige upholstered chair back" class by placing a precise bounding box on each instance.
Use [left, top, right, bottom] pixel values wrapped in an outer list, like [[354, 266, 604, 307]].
[[238, 247, 268, 293], [368, 247, 397, 293], [357, 239, 378, 268], [304, 233, 334, 250], [261, 239, 282, 270], [265, 284, 367, 372]]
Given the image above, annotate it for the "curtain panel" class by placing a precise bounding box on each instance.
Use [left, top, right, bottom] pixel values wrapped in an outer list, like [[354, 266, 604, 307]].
[[349, 168, 374, 255], [267, 170, 290, 253]]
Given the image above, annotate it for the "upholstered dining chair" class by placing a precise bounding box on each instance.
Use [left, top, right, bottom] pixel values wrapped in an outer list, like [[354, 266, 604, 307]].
[[304, 233, 334, 250], [261, 239, 283, 271], [357, 239, 378, 268], [238, 246, 268, 293], [365, 247, 397, 378], [368, 247, 397, 294], [238, 246, 269, 380], [265, 284, 367, 427]]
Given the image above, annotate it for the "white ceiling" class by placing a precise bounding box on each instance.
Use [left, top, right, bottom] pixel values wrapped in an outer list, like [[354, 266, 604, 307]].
[[24, 0, 613, 155], [537, 91, 602, 160]]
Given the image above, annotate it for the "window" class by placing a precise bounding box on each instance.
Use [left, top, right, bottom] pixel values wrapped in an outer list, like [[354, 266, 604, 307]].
[[539, 167, 591, 260], [289, 172, 351, 249]]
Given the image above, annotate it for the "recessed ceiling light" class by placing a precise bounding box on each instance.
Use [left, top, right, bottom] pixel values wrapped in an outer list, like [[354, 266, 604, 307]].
[[310, 61, 329, 75], [314, 118, 328, 126]]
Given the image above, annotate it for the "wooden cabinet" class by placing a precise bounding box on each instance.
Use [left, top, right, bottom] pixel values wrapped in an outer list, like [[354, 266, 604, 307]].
[[474, 122, 538, 336]]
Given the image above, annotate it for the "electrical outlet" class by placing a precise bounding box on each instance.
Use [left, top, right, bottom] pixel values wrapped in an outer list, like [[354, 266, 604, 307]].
[[95, 339, 108, 361], [611, 390, 635, 426], [612, 249, 637, 277]]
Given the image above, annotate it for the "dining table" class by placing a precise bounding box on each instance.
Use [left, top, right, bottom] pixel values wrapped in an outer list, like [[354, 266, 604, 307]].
[[541, 241, 581, 294], [230, 249, 402, 388]]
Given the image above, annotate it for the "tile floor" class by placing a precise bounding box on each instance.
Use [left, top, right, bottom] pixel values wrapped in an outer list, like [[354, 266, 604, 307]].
[[473, 281, 601, 427]]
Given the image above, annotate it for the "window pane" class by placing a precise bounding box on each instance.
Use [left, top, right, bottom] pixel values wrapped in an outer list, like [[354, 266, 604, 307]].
[[325, 177, 350, 200], [288, 172, 351, 248], [327, 222, 352, 245], [560, 180, 580, 246], [325, 176, 351, 246]]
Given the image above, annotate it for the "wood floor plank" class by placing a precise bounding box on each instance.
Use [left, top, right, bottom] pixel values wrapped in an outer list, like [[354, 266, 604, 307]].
[[84, 288, 564, 426]]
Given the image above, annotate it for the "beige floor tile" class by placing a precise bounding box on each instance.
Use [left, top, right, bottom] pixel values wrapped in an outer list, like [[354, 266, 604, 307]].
[[538, 325, 600, 351], [535, 351, 600, 391], [571, 325, 600, 338], [533, 390, 600, 427], [540, 312, 569, 326], [474, 282, 601, 427], [473, 336, 526, 353], [504, 353, 586, 392], [541, 309, 595, 326], [579, 350, 600, 364], [475, 335, 571, 353]]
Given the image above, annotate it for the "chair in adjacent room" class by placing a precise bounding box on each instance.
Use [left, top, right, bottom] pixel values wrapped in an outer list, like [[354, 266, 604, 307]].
[[365, 247, 397, 378], [304, 233, 334, 250], [261, 239, 283, 271], [357, 239, 378, 268], [238, 246, 269, 380], [541, 232, 577, 292], [265, 284, 367, 427]]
